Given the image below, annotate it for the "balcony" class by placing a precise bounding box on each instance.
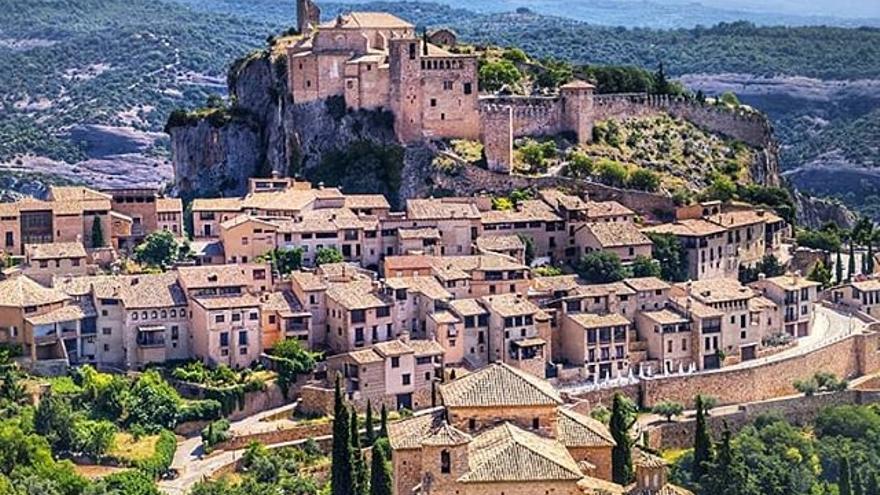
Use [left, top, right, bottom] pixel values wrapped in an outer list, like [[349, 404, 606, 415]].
[[702, 324, 722, 334]]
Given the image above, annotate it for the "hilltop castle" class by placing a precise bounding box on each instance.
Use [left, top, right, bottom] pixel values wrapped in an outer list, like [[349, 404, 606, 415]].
[[287, 0, 597, 172]]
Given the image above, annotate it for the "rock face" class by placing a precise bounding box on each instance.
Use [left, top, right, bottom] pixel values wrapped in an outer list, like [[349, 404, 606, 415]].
[[791, 188, 857, 230], [168, 52, 401, 200]]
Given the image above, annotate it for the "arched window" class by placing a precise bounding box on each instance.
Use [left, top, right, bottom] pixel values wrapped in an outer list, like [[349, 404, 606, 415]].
[[161, 310, 167, 319], [440, 450, 451, 474]]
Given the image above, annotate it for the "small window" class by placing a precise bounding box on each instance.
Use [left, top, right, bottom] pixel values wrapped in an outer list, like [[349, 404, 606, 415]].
[[215, 314, 225, 323], [391, 356, 400, 368], [440, 450, 451, 474], [463, 82, 472, 95]]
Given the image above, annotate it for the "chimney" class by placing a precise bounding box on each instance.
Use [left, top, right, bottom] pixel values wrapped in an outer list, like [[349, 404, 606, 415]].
[[400, 330, 410, 343], [757, 208, 766, 217], [758, 273, 766, 281]]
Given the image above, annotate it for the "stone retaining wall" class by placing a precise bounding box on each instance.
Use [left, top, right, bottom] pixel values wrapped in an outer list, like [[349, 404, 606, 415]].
[[215, 421, 332, 451]]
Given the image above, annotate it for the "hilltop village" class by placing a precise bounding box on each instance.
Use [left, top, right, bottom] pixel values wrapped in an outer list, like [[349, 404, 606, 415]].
[[2, 3, 880, 495]]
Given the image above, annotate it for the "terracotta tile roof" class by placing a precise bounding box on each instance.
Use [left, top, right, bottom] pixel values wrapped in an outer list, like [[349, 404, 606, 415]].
[[156, 197, 182, 213], [325, 11, 414, 29], [25, 300, 94, 325], [290, 271, 328, 292], [397, 227, 441, 240], [373, 339, 413, 357], [0, 276, 69, 308], [119, 273, 187, 309], [530, 275, 583, 294], [430, 310, 460, 325], [431, 254, 527, 280], [480, 293, 539, 318], [348, 348, 385, 365], [408, 338, 444, 356], [560, 80, 596, 90], [421, 422, 472, 446], [481, 200, 562, 224], [278, 208, 374, 233], [344, 194, 390, 210], [440, 362, 562, 408], [460, 422, 582, 483], [48, 186, 111, 202], [26, 242, 87, 260], [177, 265, 249, 290], [626, 484, 694, 495], [193, 292, 261, 310], [851, 278, 880, 291], [683, 278, 755, 304], [640, 309, 689, 326], [556, 407, 616, 448], [191, 197, 243, 212], [388, 407, 446, 450], [748, 296, 778, 311], [584, 200, 634, 219], [758, 274, 820, 290], [190, 240, 224, 257], [623, 277, 671, 293], [538, 189, 588, 211], [642, 219, 726, 237], [475, 234, 524, 252], [707, 209, 776, 229], [568, 312, 631, 329], [326, 280, 389, 310], [220, 215, 280, 231], [668, 296, 723, 319], [633, 448, 667, 468], [573, 282, 636, 298], [407, 198, 481, 220], [261, 290, 305, 317], [53, 274, 126, 299], [585, 222, 652, 248], [448, 298, 488, 317], [578, 475, 627, 494], [384, 276, 451, 300], [383, 255, 434, 274]]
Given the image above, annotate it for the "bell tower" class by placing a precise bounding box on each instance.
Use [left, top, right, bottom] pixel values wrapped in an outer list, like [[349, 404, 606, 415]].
[[297, 0, 321, 34]]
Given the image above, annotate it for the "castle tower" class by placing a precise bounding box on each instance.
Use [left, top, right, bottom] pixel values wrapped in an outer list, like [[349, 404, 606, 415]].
[[296, 0, 321, 34], [560, 80, 596, 145], [480, 104, 513, 173], [389, 36, 424, 143]]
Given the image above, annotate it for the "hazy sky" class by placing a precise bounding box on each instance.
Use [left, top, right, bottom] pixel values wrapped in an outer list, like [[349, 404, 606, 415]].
[[689, 0, 880, 18]]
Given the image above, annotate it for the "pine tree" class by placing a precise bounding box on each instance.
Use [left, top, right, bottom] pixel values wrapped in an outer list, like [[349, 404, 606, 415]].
[[849, 243, 857, 281], [841, 457, 854, 495], [837, 250, 844, 284], [610, 393, 634, 485], [91, 216, 105, 248], [365, 400, 375, 445], [379, 403, 389, 439], [331, 377, 353, 495], [693, 395, 714, 482], [370, 438, 394, 495], [350, 407, 368, 495]]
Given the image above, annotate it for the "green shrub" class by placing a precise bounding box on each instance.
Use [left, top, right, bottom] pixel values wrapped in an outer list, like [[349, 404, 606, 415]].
[[133, 430, 176, 478]]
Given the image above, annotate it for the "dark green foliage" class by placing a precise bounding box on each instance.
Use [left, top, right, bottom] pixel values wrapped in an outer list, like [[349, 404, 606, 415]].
[[379, 403, 389, 439], [700, 425, 760, 495], [578, 251, 627, 284], [125, 370, 182, 433], [350, 408, 368, 495], [808, 260, 833, 287], [34, 393, 76, 453], [331, 378, 353, 495], [798, 229, 843, 253], [841, 457, 854, 495], [610, 393, 635, 485], [257, 247, 304, 276], [133, 230, 188, 269], [133, 430, 177, 478], [270, 339, 318, 399], [370, 438, 393, 495], [739, 254, 785, 284], [191, 442, 323, 494], [693, 395, 713, 482], [91, 217, 105, 248], [94, 470, 162, 495], [646, 232, 689, 282], [479, 59, 523, 92], [201, 419, 231, 453], [365, 401, 375, 445], [315, 247, 344, 266], [630, 255, 661, 278], [308, 141, 405, 208]]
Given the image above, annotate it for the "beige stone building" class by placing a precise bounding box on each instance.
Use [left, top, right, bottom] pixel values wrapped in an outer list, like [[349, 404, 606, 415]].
[[403, 198, 482, 256], [751, 274, 819, 337], [388, 363, 620, 495], [831, 278, 880, 317], [327, 336, 444, 410], [20, 242, 90, 286], [576, 221, 653, 263], [473, 234, 525, 263], [480, 293, 552, 377], [481, 200, 564, 261], [260, 290, 311, 350], [642, 218, 730, 280]]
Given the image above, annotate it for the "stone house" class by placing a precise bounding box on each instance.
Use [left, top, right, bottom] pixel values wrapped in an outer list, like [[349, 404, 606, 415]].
[[558, 312, 632, 382], [480, 293, 552, 377], [576, 221, 653, 263], [259, 290, 311, 350], [403, 198, 483, 256], [642, 218, 731, 280], [830, 278, 880, 317], [751, 273, 819, 338], [324, 279, 394, 353], [21, 242, 90, 286], [481, 199, 565, 261], [381, 276, 452, 340], [473, 234, 526, 263]]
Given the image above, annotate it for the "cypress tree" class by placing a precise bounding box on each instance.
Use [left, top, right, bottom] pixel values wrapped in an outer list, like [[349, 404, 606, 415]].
[[849, 243, 857, 281], [91, 216, 105, 248], [331, 377, 353, 495], [837, 250, 844, 284], [350, 407, 368, 495], [693, 395, 713, 482], [379, 403, 389, 439], [610, 393, 634, 485], [840, 457, 854, 495], [365, 400, 375, 445], [370, 438, 394, 495], [869, 244, 876, 274], [856, 469, 866, 495], [866, 472, 880, 495]]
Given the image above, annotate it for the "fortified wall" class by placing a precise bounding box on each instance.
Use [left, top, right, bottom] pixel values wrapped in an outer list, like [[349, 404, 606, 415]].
[[478, 91, 777, 183]]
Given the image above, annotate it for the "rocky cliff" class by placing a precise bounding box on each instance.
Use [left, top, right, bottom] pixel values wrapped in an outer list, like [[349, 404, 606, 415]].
[[167, 50, 434, 205]]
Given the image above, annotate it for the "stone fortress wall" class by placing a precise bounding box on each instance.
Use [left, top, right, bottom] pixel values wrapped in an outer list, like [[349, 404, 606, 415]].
[[478, 91, 775, 174]]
